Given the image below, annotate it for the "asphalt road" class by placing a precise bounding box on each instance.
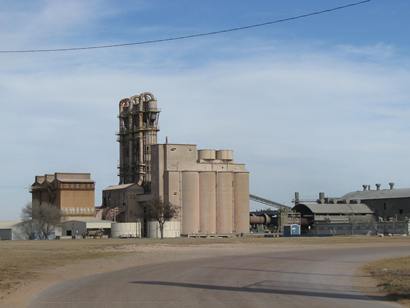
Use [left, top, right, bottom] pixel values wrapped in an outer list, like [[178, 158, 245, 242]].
[[29, 244, 410, 308]]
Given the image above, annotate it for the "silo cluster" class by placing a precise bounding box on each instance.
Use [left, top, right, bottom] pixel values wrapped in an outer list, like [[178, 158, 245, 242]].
[[179, 149, 250, 235]]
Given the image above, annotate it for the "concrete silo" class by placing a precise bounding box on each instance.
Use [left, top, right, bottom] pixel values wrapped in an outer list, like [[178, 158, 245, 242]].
[[234, 172, 250, 233], [216, 172, 234, 234], [199, 171, 216, 234], [181, 171, 200, 234]]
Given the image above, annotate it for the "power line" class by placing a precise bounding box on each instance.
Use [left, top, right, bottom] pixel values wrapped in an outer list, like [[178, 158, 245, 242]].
[[0, 0, 371, 54]]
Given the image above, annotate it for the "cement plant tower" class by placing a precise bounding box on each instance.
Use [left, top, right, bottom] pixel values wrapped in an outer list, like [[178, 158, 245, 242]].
[[117, 92, 160, 190]]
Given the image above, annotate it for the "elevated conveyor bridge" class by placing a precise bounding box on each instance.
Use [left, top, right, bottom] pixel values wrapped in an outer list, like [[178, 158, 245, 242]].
[[249, 194, 291, 209]]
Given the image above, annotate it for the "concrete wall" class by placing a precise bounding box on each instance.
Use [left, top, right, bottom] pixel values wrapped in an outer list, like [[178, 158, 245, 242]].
[[111, 222, 141, 238], [147, 220, 181, 238]]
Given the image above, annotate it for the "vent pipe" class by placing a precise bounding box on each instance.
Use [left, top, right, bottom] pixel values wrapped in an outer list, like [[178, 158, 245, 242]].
[[389, 182, 395, 190], [375, 183, 381, 190], [319, 192, 325, 204], [294, 192, 300, 205]]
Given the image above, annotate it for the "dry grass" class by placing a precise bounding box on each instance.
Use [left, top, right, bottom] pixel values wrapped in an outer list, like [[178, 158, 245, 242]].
[[0, 239, 125, 297], [0, 236, 409, 299], [364, 256, 410, 306]]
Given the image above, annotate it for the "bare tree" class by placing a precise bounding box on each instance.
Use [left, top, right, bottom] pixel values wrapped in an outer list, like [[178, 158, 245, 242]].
[[145, 199, 177, 239], [21, 202, 62, 240]]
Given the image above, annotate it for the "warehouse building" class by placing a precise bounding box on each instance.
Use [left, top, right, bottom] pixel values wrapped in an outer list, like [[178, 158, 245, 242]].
[[102, 92, 250, 237], [293, 201, 375, 235], [31, 172, 95, 220], [342, 183, 410, 220]]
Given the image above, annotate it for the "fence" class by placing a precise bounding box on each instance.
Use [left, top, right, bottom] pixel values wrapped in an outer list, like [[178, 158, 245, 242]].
[[310, 221, 409, 236]]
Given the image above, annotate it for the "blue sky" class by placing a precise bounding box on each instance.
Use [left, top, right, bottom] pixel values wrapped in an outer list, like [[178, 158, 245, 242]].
[[1, 0, 410, 219]]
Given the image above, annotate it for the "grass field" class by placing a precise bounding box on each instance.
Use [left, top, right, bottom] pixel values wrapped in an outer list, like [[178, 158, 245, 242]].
[[365, 255, 410, 306], [1, 236, 409, 300]]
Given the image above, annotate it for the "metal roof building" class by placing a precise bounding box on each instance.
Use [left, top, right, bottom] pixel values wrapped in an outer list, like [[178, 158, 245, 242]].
[[0, 221, 28, 240], [61, 218, 112, 238], [342, 188, 410, 200], [293, 202, 376, 235], [341, 183, 410, 220], [294, 203, 374, 215]]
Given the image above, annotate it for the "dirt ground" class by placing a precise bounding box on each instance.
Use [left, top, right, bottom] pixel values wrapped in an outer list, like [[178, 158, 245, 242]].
[[364, 255, 410, 307], [1, 236, 409, 307]]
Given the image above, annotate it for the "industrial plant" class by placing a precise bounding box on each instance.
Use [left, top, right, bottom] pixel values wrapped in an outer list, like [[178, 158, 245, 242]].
[[1, 91, 408, 240], [102, 92, 250, 237]]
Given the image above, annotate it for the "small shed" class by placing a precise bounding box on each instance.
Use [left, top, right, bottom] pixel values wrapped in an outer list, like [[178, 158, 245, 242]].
[[0, 221, 28, 240], [62, 218, 112, 237]]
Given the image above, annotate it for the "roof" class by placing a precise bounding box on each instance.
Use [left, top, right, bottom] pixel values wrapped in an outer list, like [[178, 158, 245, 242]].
[[32, 172, 94, 186], [57, 179, 94, 183], [0, 220, 22, 229], [63, 218, 111, 224], [103, 183, 143, 192], [55, 173, 91, 180], [294, 203, 374, 215], [342, 188, 410, 200]]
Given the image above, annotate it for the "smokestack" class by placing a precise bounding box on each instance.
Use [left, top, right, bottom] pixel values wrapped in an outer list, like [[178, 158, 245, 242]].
[[389, 182, 395, 190], [376, 183, 381, 190], [319, 192, 325, 204], [362, 185, 367, 191], [294, 192, 300, 204]]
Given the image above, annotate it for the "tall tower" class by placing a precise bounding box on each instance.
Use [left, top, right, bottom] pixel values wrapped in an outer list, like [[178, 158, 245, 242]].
[[117, 92, 160, 190]]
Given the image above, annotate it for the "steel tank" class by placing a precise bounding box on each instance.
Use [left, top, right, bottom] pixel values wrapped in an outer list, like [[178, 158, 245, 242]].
[[199, 172, 216, 234], [181, 171, 200, 234], [216, 172, 233, 234], [234, 172, 250, 233]]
